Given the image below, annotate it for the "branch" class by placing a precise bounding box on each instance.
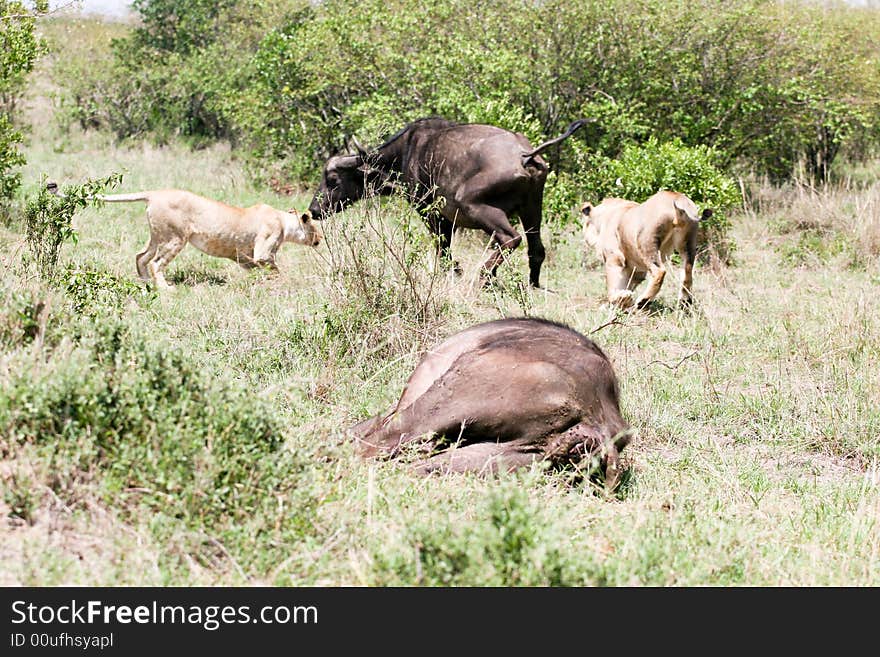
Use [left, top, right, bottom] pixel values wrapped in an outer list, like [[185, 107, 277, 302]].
[[647, 350, 700, 370], [589, 316, 625, 334]]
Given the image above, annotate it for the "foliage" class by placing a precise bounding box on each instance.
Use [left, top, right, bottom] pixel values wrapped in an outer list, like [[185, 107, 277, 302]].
[[0, 113, 24, 198], [0, 318, 317, 561], [371, 482, 586, 586], [23, 173, 122, 278], [129, 0, 237, 55], [0, 0, 46, 112], [54, 0, 880, 189], [0, 0, 47, 199], [58, 264, 157, 315], [545, 138, 741, 257], [586, 138, 741, 249]]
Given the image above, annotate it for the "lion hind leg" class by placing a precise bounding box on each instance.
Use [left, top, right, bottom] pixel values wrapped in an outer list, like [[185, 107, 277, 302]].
[[635, 263, 666, 309], [136, 235, 159, 281], [148, 238, 186, 289]]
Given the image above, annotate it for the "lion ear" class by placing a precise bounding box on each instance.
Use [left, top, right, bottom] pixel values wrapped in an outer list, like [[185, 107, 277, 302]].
[[580, 202, 593, 217], [300, 210, 312, 223]]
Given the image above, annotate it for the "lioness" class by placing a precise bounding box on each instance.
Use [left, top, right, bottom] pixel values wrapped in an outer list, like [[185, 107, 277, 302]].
[[93, 189, 322, 289], [581, 190, 712, 309]]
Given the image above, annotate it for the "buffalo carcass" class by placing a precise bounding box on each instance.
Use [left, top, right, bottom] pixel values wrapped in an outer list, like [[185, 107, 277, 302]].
[[350, 317, 632, 490], [308, 117, 588, 288]]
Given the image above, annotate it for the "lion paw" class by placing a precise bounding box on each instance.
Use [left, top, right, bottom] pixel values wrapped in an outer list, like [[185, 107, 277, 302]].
[[609, 290, 634, 308]]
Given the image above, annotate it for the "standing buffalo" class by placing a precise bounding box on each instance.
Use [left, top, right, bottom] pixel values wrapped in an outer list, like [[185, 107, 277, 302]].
[[308, 117, 589, 288], [350, 317, 632, 491]]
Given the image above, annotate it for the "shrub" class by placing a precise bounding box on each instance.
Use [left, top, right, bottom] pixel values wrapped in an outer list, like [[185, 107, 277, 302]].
[[370, 482, 585, 586], [0, 322, 317, 566], [0, 1, 47, 199], [53, 0, 880, 185], [23, 173, 122, 278], [0, 288, 47, 349], [58, 264, 156, 316], [314, 194, 455, 365], [0, 114, 25, 199]]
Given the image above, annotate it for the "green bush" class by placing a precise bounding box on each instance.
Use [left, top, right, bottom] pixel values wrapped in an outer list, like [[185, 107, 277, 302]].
[[0, 0, 47, 199], [23, 173, 122, 278], [58, 264, 156, 315], [0, 322, 315, 551], [370, 483, 585, 586], [0, 288, 46, 349], [54, 0, 880, 185], [0, 114, 25, 199]]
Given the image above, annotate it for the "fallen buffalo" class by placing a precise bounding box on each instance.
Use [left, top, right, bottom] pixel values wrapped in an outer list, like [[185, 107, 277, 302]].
[[308, 117, 588, 287], [350, 317, 632, 490]]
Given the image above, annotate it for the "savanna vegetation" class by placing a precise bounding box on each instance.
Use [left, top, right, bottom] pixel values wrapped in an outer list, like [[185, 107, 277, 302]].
[[0, 0, 878, 585]]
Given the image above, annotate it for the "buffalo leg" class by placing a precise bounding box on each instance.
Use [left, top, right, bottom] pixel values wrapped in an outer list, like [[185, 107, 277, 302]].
[[457, 203, 521, 285], [520, 199, 545, 288], [453, 176, 523, 285], [415, 441, 540, 475]]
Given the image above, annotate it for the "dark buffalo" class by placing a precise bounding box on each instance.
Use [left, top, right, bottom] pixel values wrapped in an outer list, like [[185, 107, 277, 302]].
[[308, 117, 589, 288], [350, 317, 632, 491]]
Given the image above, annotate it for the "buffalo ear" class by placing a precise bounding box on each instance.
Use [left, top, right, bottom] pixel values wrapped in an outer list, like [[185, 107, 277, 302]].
[[700, 208, 713, 221]]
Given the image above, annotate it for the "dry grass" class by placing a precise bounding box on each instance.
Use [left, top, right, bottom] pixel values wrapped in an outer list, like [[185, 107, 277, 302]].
[[1, 24, 878, 585]]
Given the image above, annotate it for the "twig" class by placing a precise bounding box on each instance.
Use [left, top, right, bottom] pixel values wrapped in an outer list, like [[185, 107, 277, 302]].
[[647, 350, 700, 370], [589, 316, 624, 334]]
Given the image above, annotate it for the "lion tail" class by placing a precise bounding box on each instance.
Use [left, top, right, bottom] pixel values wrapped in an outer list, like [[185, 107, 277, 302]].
[[94, 192, 152, 203], [45, 182, 152, 205]]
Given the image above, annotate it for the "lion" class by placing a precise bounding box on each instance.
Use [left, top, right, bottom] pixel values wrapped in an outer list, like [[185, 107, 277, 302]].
[[88, 189, 323, 289], [580, 190, 712, 309]]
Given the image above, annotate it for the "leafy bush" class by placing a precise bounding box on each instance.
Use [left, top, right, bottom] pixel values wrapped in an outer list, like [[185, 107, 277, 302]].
[[0, 322, 314, 549], [0, 288, 46, 348], [129, 0, 236, 55], [54, 0, 880, 185], [58, 264, 156, 315], [0, 0, 47, 199], [310, 195, 454, 368], [370, 483, 586, 586], [0, 114, 25, 199], [23, 173, 122, 278]]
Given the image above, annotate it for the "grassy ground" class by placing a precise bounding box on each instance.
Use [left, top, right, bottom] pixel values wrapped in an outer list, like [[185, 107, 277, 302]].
[[1, 18, 878, 586]]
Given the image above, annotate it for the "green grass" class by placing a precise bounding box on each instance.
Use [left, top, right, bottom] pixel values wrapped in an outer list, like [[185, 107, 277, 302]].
[[1, 24, 879, 586]]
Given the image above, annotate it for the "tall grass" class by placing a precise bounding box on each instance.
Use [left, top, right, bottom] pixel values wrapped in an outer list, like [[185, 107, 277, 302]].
[[1, 17, 878, 586]]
